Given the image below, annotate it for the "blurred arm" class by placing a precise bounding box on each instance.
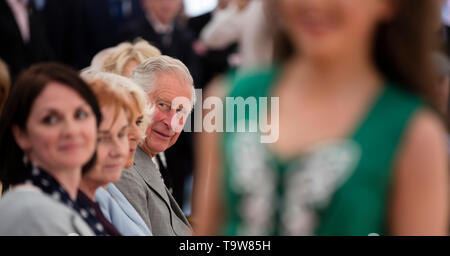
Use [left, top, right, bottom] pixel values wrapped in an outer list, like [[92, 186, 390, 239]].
[[389, 110, 449, 235]]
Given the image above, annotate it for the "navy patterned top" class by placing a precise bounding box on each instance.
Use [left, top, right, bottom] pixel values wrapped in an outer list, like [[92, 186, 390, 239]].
[[25, 165, 108, 236]]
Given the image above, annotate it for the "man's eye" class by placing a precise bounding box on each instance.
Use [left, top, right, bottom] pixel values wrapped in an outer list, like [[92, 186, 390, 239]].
[[158, 103, 170, 111]]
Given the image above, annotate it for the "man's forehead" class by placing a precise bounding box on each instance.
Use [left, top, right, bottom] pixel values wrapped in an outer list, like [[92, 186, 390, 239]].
[[152, 74, 192, 99], [151, 87, 191, 100], [156, 71, 187, 86]]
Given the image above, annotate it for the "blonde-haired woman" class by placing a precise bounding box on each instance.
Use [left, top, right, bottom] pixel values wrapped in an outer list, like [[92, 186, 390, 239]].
[[81, 70, 153, 236], [102, 39, 161, 77]]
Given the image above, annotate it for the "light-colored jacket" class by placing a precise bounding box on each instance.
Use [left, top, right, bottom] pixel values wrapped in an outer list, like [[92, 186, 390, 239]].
[[0, 185, 94, 236], [115, 147, 192, 236], [95, 183, 153, 236]]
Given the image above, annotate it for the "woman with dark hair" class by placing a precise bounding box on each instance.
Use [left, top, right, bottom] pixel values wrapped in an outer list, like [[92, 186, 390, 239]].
[[197, 0, 448, 235], [0, 63, 102, 235]]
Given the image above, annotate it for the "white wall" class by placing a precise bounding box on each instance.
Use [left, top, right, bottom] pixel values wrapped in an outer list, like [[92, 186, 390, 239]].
[[184, 0, 218, 17]]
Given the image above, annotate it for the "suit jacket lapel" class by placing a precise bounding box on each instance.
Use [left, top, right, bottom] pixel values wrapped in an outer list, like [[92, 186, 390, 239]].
[[133, 147, 171, 209]]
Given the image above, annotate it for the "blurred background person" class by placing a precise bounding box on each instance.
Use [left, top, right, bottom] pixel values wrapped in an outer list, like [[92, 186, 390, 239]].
[[79, 0, 146, 68], [83, 70, 153, 236], [33, 0, 146, 70], [78, 72, 138, 236], [199, 0, 273, 73], [187, 0, 238, 89], [119, 0, 201, 83], [196, 0, 448, 236], [36, 0, 86, 69], [0, 63, 101, 235], [0, 0, 54, 81], [115, 56, 194, 236]]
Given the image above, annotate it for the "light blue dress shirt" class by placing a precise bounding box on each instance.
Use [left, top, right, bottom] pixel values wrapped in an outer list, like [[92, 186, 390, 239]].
[[95, 183, 152, 236]]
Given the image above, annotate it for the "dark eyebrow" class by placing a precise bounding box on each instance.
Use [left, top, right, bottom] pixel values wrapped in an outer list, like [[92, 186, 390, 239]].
[[36, 108, 60, 116], [42, 109, 60, 115], [37, 104, 90, 116]]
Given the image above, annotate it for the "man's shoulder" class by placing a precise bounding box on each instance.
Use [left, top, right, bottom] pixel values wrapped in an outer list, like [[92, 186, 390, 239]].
[[119, 165, 145, 185]]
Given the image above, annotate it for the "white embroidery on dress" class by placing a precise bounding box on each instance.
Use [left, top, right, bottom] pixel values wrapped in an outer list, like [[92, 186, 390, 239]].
[[230, 129, 277, 235], [280, 140, 361, 235]]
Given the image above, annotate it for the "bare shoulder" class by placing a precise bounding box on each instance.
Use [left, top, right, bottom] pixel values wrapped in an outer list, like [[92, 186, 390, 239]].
[[390, 109, 448, 235], [397, 109, 447, 169]]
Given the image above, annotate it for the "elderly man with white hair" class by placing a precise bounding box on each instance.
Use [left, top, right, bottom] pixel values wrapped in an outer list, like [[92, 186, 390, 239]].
[[115, 55, 195, 236]]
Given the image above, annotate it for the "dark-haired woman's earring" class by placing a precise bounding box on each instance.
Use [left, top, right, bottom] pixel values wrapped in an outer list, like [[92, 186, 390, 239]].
[[22, 154, 29, 165]]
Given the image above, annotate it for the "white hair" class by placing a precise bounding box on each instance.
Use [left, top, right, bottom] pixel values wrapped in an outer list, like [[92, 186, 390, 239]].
[[131, 55, 197, 110], [80, 68, 153, 139]]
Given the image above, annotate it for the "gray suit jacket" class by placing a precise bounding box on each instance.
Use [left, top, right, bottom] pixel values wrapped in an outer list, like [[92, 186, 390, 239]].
[[0, 185, 94, 236], [115, 147, 192, 236]]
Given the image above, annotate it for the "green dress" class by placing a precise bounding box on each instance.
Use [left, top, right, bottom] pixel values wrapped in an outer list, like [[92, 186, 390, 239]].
[[220, 66, 424, 236]]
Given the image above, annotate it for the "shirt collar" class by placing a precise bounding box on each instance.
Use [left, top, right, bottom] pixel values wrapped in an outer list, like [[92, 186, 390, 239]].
[[146, 13, 174, 34]]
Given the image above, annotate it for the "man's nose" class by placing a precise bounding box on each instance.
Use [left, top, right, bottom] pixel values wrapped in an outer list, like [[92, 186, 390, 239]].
[[164, 109, 184, 132]]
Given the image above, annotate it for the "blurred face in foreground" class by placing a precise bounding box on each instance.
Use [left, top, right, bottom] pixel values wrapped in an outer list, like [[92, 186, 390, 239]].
[[278, 0, 394, 61], [13, 82, 97, 172], [83, 106, 129, 187]]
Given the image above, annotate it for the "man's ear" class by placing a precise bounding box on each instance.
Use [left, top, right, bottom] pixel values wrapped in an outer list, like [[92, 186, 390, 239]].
[[11, 125, 31, 151]]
